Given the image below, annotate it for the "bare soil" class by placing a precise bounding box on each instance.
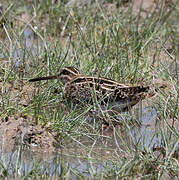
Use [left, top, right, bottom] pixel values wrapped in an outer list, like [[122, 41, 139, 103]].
[[0, 79, 59, 153], [0, 113, 58, 153]]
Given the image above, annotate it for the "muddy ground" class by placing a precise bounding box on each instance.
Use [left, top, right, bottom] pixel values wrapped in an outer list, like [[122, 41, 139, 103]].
[[0, 79, 58, 152], [0, 114, 57, 152], [0, 0, 178, 155], [0, 78, 178, 154]]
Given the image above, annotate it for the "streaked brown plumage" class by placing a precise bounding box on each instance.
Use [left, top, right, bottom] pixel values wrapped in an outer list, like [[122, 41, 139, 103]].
[[29, 66, 165, 112]]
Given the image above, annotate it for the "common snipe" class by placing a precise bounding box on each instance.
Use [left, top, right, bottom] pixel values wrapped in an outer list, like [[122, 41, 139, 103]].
[[29, 66, 165, 113], [29, 66, 80, 85]]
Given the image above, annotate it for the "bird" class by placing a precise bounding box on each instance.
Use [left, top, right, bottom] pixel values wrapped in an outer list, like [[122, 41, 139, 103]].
[[29, 66, 165, 113], [29, 66, 80, 85]]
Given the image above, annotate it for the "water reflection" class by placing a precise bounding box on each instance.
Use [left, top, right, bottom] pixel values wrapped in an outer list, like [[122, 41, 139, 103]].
[[0, 107, 178, 177], [129, 107, 161, 151], [24, 28, 34, 50], [0, 27, 43, 66]]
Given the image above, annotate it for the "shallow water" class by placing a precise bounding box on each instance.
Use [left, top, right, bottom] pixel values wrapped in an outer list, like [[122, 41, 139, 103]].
[[1, 107, 178, 177], [128, 107, 161, 150], [0, 27, 43, 66]]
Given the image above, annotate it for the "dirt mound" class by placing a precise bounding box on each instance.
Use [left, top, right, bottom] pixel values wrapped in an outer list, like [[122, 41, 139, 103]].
[[0, 114, 58, 153]]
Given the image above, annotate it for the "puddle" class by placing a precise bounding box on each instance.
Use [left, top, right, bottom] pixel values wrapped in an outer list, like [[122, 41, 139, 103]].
[[24, 28, 34, 50], [0, 149, 111, 178], [0, 107, 178, 177], [0, 27, 43, 67], [128, 107, 161, 150]]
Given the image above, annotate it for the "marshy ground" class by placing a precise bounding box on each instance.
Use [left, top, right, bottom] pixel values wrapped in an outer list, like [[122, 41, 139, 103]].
[[0, 0, 178, 179]]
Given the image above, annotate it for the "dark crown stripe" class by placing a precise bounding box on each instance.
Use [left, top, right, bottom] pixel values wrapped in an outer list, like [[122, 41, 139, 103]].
[[63, 67, 80, 75]]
